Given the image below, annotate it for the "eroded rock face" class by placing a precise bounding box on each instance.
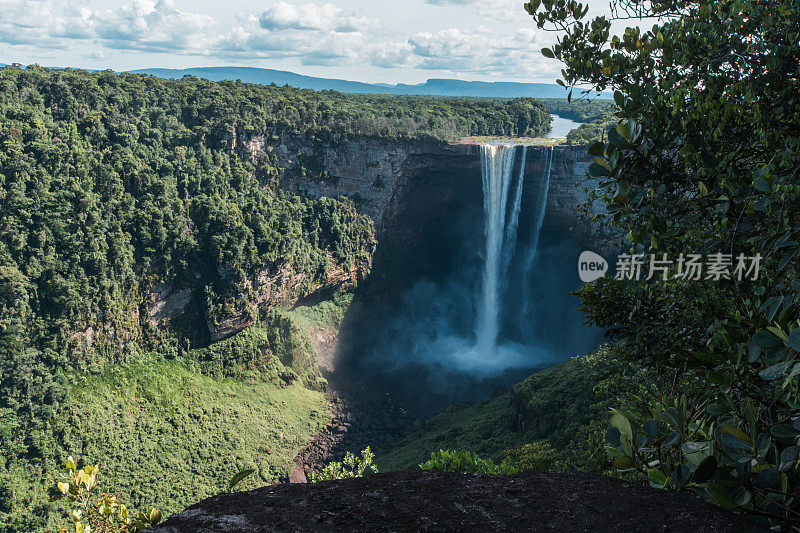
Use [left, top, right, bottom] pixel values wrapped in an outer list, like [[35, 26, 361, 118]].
[[145, 133, 598, 342], [205, 254, 367, 342], [149, 470, 766, 533], [263, 135, 599, 243], [148, 283, 194, 326]]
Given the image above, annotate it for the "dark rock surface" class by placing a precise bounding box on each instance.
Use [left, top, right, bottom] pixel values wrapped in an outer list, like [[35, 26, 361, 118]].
[[149, 470, 766, 532]]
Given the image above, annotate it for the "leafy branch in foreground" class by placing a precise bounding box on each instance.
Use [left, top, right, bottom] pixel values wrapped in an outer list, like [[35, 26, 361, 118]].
[[49, 457, 162, 533], [527, 0, 800, 526]]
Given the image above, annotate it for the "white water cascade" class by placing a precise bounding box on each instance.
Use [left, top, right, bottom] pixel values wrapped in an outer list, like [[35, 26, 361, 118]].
[[362, 143, 564, 382], [475, 144, 527, 353], [522, 146, 554, 317]]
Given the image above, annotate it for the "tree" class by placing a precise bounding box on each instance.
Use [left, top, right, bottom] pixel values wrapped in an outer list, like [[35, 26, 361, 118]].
[[525, 0, 800, 525]]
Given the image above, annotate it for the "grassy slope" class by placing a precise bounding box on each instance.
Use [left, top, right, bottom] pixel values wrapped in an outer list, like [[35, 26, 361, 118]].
[[18, 359, 328, 530], [288, 293, 354, 332], [378, 350, 613, 471], [0, 294, 355, 532]]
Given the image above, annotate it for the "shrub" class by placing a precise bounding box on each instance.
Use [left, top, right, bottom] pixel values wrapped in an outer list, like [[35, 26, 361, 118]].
[[310, 447, 378, 482], [503, 442, 561, 472], [529, 0, 800, 525], [419, 450, 518, 475], [49, 456, 162, 533]]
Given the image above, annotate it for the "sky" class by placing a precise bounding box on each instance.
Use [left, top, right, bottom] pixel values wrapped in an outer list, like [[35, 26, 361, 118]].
[[0, 0, 616, 84]]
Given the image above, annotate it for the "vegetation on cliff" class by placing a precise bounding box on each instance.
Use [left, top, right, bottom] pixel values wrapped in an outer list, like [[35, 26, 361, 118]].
[[541, 98, 613, 124]]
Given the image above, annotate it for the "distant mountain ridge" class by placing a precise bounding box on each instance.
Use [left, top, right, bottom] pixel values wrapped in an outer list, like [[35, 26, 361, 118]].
[[128, 66, 610, 99]]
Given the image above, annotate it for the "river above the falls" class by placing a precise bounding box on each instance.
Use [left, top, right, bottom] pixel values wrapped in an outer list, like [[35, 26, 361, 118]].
[[544, 114, 583, 138]]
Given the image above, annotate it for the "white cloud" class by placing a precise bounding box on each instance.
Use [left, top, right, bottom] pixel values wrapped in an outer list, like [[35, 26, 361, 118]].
[[0, 0, 216, 52], [258, 2, 377, 33], [400, 27, 557, 77], [0, 0, 94, 47], [0, 0, 561, 80], [93, 0, 216, 52]]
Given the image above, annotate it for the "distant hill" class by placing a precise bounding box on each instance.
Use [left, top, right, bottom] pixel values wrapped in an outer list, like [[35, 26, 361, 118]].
[[128, 66, 610, 99]]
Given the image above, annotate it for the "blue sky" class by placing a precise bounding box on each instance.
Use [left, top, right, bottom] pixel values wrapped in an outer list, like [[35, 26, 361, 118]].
[[0, 0, 614, 84]]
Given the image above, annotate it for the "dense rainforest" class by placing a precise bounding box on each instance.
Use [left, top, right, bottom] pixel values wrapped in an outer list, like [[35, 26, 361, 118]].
[[0, 66, 554, 531]]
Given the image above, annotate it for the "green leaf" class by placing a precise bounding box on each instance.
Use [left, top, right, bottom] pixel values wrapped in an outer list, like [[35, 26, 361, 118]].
[[788, 328, 800, 351], [605, 427, 621, 447], [691, 455, 717, 483], [753, 175, 771, 192], [706, 403, 730, 416], [589, 162, 610, 177], [594, 157, 612, 172], [149, 508, 163, 525], [779, 445, 799, 472], [647, 468, 667, 486], [587, 142, 605, 157], [706, 482, 736, 510], [752, 330, 783, 350], [615, 123, 631, 142], [759, 361, 791, 381], [719, 425, 753, 445], [752, 468, 780, 488], [690, 456, 717, 483], [228, 468, 256, 490], [783, 363, 800, 388], [610, 412, 632, 439], [643, 419, 658, 439], [663, 431, 680, 448], [735, 487, 752, 507], [682, 441, 711, 454], [541, 47, 555, 58], [613, 455, 636, 471], [770, 424, 799, 441], [717, 433, 752, 453], [746, 338, 762, 363]]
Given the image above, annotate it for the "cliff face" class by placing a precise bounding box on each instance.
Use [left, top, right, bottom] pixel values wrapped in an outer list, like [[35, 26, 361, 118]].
[[250, 133, 599, 243], [145, 133, 599, 343]]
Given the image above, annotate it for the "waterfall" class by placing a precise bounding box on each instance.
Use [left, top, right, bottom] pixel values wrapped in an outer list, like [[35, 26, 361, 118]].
[[503, 145, 528, 272], [475, 144, 526, 353], [522, 146, 554, 316]]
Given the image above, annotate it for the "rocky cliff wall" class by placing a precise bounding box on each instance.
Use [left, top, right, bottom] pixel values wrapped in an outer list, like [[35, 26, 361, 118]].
[[235, 132, 601, 243]]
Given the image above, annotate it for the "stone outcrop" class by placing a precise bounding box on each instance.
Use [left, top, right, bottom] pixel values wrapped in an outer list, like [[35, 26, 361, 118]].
[[149, 470, 766, 533], [205, 253, 367, 342], [148, 283, 193, 326]]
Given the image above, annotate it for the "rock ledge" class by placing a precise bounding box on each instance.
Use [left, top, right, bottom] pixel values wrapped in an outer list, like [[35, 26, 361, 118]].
[[149, 470, 765, 532]]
